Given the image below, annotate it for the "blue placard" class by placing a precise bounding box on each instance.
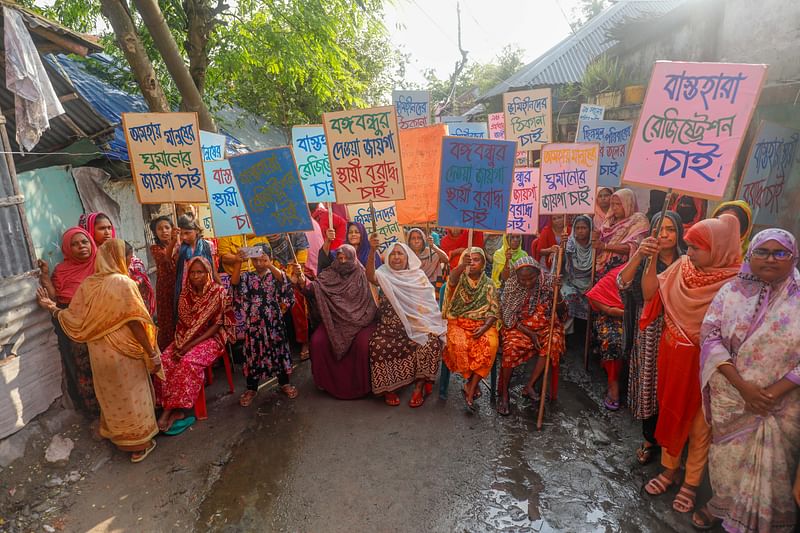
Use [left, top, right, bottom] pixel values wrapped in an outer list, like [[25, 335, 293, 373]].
[[437, 137, 516, 231], [575, 119, 633, 188], [447, 122, 488, 139], [291, 125, 336, 203], [229, 147, 313, 235]]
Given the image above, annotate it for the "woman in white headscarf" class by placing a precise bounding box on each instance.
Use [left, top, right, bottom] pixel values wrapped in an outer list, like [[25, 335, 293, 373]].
[[366, 236, 447, 408]]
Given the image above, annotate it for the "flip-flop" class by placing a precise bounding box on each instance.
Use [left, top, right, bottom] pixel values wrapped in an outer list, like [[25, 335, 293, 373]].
[[281, 384, 299, 399], [409, 389, 425, 408], [461, 387, 477, 413], [131, 440, 157, 463], [163, 416, 196, 436], [603, 396, 620, 411], [691, 506, 720, 531], [239, 390, 258, 407]]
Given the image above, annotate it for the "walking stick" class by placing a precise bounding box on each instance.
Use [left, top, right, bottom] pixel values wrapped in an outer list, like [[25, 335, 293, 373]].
[[583, 248, 596, 371], [537, 220, 567, 430]]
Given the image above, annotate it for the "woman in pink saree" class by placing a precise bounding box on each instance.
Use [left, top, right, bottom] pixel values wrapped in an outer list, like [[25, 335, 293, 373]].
[[694, 228, 800, 531]]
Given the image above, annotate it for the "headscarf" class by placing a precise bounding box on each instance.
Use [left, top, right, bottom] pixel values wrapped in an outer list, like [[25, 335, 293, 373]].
[[78, 212, 116, 244], [442, 247, 498, 320], [56, 239, 161, 375], [491, 234, 528, 287], [440, 229, 484, 270], [375, 242, 447, 345], [565, 215, 594, 273], [711, 200, 753, 255], [500, 256, 545, 328], [593, 186, 613, 229], [597, 188, 650, 272], [657, 214, 742, 345], [175, 256, 233, 348], [347, 221, 382, 268], [175, 236, 214, 316], [312, 244, 378, 359], [51, 227, 97, 305], [407, 228, 441, 281]]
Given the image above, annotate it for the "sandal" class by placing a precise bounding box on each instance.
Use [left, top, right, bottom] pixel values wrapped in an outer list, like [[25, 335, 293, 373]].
[[384, 392, 400, 406], [644, 471, 676, 496], [603, 396, 620, 411], [672, 484, 697, 513], [281, 384, 299, 399], [131, 440, 157, 463], [299, 348, 310, 361], [461, 387, 476, 412], [691, 506, 720, 530], [409, 389, 425, 408], [239, 390, 258, 407], [424, 382, 433, 396], [497, 399, 510, 416], [636, 443, 660, 465]]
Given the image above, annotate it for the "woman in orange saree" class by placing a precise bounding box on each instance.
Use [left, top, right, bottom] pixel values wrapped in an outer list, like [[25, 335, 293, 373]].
[[37, 239, 162, 463]]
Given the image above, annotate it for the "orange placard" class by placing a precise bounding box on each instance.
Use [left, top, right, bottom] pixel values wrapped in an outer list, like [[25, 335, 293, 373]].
[[395, 124, 447, 224]]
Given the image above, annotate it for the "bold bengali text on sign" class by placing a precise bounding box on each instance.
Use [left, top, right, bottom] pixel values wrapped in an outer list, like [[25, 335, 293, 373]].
[[292, 125, 335, 203], [737, 120, 799, 227], [539, 143, 600, 215], [447, 122, 488, 139], [323, 105, 405, 204], [395, 124, 447, 224], [229, 147, 312, 236], [623, 61, 767, 199], [503, 88, 552, 150], [576, 120, 633, 188], [200, 130, 226, 162], [346, 202, 404, 254], [204, 159, 252, 237], [507, 167, 539, 234], [123, 112, 206, 204], [437, 137, 516, 231], [392, 90, 430, 130]]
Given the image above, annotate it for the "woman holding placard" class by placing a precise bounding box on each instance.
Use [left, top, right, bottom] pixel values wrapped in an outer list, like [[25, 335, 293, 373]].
[[641, 215, 741, 515], [347, 221, 382, 268], [365, 237, 446, 407], [406, 228, 448, 289], [491, 234, 527, 288], [442, 247, 499, 411], [440, 228, 484, 271], [593, 189, 649, 274]]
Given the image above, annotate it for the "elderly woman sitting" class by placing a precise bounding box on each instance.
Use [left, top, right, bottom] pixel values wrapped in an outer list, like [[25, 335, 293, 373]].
[[442, 247, 499, 411]]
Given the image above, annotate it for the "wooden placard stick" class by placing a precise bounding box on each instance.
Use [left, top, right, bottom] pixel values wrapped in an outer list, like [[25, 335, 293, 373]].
[[644, 188, 673, 273], [467, 228, 474, 250], [368, 200, 378, 234], [327, 201, 333, 229]]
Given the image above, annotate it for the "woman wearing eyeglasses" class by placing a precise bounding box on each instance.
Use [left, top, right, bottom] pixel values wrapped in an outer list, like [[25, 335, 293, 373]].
[[691, 228, 800, 531]]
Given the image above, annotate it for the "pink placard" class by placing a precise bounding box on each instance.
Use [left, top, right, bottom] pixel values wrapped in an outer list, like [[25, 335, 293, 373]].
[[623, 61, 767, 199], [488, 113, 505, 140], [507, 167, 539, 234], [539, 143, 599, 215]]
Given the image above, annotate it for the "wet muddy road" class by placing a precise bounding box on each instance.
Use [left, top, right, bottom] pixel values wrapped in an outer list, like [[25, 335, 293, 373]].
[[196, 343, 702, 533]]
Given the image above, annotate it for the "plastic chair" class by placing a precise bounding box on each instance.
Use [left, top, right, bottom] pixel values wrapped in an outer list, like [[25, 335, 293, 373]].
[[194, 344, 235, 420]]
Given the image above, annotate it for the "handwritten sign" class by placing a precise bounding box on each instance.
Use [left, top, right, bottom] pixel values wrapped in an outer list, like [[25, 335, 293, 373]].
[[578, 104, 605, 122], [122, 112, 206, 204], [229, 148, 312, 236], [507, 167, 539, 234], [197, 204, 215, 238], [737, 121, 799, 226], [488, 113, 505, 140], [323, 105, 405, 204], [503, 88, 552, 150], [623, 61, 767, 199], [291, 125, 335, 203], [200, 130, 226, 162], [576, 120, 633, 188], [447, 122, 488, 139], [539, 143, 600, 215], [395, 124, 446, 224], [437, 137, 516, 231], [204, 159, 252, 237], [392, 90, 430, 130], [346, 202, 404, 254]]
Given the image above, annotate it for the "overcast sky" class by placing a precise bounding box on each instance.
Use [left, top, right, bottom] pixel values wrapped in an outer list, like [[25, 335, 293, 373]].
[[383, 0, 586, 87]]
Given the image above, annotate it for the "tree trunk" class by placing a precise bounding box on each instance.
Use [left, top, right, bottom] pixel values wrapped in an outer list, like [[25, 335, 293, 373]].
[[183, 0, 211, 94], [99, 0, 169, 113], [131, 0, 217, 132]]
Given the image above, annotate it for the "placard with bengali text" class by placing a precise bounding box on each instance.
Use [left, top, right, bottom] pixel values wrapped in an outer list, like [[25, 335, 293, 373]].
[[447, 122, 488, 139], [539, 143, 600, 215], [292, 125, 336, 203], [392, 90, 430, 130], [507, 167, 539, 234], [346, 202, 404, 255], [575, 120, 633, 188], [503, 88, 552, 150]]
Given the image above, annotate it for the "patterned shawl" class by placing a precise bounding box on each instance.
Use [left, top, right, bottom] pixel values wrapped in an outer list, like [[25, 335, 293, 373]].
[[175, 257, 234, 348], [52, 227, 97, 305], [500, 256, 551, 329], [597, 188, 650, 272], [443, 247, 498, 321], [312, 244, 378, 359], [491, 234, 528, 287]]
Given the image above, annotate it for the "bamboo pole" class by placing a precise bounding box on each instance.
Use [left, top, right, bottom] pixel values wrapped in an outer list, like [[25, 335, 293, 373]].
[[644, 189, 673, 273]]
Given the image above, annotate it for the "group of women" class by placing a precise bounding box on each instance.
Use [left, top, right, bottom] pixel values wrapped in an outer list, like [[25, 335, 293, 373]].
[[33, 196, 799, 532]]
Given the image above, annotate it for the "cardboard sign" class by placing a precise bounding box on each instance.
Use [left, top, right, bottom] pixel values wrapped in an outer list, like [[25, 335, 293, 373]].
[[576, 120, 633, 188], [623, 61, 767, 199], [539, 143, 600, 215], [197, 204, 215, 238], [737, 120, 800, 227], [437, 137, 516, 231], [204, 159, 252, 237], [229, 147, 312, 236], [507, 167, 539, 234], [578, 104, 605, 122], [488, 113, 505, 140], [346, 202, 404, 254], [503, 88, 552, 149], [292, 125, 335, 203], [200, 130, 226, 162], [392, 90, 430, 130], [447, 122, 488, 139], [323, 105, 405, 204], [395, 124, 447, 224], [123, 112, 206, 204]]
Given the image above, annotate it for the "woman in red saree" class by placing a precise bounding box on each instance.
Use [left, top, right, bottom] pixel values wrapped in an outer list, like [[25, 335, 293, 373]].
[[154, 257, 234, 432], [641, 215, 741, 515], [440, 229, 484, 271]]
